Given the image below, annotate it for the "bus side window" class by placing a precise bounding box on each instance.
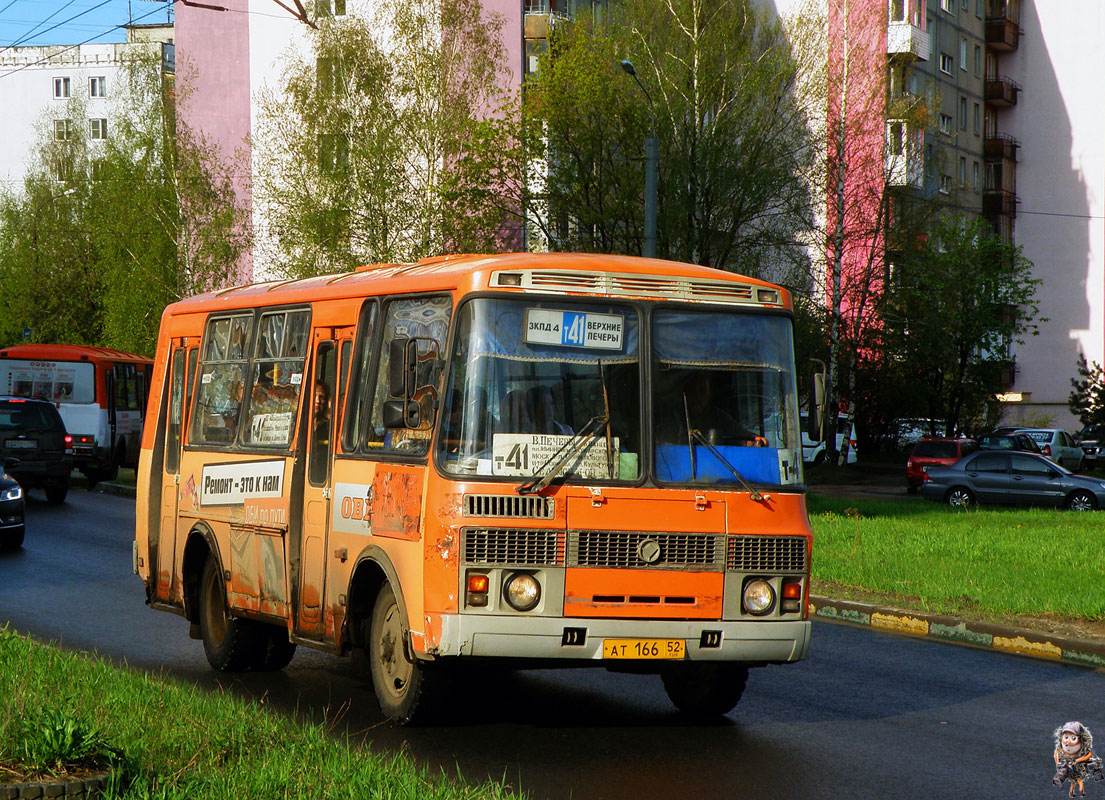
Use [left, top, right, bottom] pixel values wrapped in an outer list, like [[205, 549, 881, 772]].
[[166, 349, 185, 474], [367, 296, 451, 455], [309, 343, 336, 486], [338, 339, 351, 451], [342, 300, 378, 453], [192, 314, 253, 446]]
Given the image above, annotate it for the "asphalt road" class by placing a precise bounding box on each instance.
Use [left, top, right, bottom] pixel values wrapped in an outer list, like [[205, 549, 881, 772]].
[[1, 487, 1102, 799]]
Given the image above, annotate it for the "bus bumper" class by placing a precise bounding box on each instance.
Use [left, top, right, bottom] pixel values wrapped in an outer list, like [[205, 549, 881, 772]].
[[431, 615, 810, 663]]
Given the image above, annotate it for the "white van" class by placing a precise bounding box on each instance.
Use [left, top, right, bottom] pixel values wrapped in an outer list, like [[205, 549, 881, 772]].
[[799, 414, 858, 465]]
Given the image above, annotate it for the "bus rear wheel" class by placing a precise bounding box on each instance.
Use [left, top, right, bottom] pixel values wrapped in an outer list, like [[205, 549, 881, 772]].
[[660, 662, 749, 718], [368, 583, 439, 725], [199, 556, 264, 671]]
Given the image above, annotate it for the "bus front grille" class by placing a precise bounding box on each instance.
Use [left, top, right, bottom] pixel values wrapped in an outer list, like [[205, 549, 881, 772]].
[[727, 536, 808, 573], [567, 531, 726, 571], [463, 494, 555, 519], [462, 528, 564, 566]]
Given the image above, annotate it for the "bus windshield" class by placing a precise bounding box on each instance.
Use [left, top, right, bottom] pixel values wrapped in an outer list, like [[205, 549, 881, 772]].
[[651, 309, 802, 488], [439, 299, 802, 489], [439, 298, 641, 481]]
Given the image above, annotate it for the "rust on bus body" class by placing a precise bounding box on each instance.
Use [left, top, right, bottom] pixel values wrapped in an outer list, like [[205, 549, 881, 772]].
[[368, 470, 421, 540]]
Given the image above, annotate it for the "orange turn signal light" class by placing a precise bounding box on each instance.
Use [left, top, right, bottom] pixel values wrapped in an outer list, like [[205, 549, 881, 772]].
[[782, 582, 802, 599], [468, 574, 489, 594]]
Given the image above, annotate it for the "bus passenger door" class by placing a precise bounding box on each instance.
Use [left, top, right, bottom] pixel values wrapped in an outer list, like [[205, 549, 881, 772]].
[[156, 345, 187, 603], [297, 337, 338, 640]]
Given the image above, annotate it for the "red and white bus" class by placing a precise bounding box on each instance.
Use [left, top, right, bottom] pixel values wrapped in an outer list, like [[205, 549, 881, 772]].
[[0, 344, 153, 484]]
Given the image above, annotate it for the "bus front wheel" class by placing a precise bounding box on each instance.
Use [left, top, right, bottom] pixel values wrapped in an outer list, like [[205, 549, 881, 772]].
[[368, 583, 439, 725], [660, 662, 749, 718]]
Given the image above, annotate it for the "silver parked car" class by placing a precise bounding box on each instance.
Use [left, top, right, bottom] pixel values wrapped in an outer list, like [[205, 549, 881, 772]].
[[1014, 428, 1084, 471], [919, 451, 1105, 510]]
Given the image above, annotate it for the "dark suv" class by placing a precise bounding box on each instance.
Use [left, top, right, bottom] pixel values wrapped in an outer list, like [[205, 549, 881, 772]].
[[0, 397, 72, 504], [1077, 424, 1105, 469]]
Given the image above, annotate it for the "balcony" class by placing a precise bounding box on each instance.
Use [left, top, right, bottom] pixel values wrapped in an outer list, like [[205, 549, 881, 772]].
[[983, 188, 1017, 217], [885, 121, 923, 190], [984, 132, 1019, 162], [887, 21, 929, 61], [985, 1, 1020, 51], [984, 75, 1020, 107]]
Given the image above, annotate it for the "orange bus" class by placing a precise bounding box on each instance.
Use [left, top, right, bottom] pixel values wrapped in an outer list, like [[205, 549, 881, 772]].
[[0, 344, 153, 485], [135, 253, 812, 723]]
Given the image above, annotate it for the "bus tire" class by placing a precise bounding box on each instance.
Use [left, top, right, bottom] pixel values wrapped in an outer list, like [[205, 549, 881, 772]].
[[45, 479, 68, 505], [368, 583, 438, 725], [199, 555, 263, 671], [259, 625, 297, 671], [660, 662, 749, 718]]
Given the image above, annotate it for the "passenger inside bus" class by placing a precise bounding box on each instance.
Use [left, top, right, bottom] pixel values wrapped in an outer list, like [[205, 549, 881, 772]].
[[657, 371, 759, 447], [528, 385, 573, 435], [311, 380, 331, 462]]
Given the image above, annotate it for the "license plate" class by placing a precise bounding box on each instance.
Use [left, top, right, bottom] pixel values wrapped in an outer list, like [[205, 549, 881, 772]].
[[602, 638, 685, 660], [5, 440, 36, 449]]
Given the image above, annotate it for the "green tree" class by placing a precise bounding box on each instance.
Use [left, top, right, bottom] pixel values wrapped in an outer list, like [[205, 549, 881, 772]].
[[878, 216, 1042, 436], [252, 0, 519, 278], [0, 55, 249, 355], [522, 0, 812, 275], [1069, 354, 1105, 427]]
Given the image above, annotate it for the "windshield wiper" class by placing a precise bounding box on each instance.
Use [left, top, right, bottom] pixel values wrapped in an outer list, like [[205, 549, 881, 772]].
[[516, 362, 615, 495], [516, 413, 609, 495], [680, 394, 765, 501]]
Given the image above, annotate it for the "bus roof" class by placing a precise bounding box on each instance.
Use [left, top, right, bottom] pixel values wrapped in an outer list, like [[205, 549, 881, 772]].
[[0, 344, 153, 364], [164, 252, 792, 315]]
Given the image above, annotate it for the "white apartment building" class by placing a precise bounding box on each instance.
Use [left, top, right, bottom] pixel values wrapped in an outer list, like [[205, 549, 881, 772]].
[[0, 23, 174, 192]]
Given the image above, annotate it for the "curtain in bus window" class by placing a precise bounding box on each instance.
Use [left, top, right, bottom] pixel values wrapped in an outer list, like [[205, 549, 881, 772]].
[[243, 309, 311, 447]]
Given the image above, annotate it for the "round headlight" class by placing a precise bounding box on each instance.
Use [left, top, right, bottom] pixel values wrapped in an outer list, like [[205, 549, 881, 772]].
[[504, 573, 541, 612], [743, 579, 776, 616]]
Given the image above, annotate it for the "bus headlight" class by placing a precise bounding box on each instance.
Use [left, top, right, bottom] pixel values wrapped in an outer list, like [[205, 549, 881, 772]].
[[503, 573, 541, 612], [742, 579, 775, 616]]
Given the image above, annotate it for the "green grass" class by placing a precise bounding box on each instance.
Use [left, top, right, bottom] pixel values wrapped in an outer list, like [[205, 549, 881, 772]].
[[807, 494, 1105, 620], [0, 629, 520, 799]]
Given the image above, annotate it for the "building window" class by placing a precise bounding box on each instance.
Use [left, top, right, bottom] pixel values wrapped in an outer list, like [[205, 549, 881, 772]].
[[959, 96, 968, 130], [962, 0, 968, 9], [960, 38, 968, 70], [976, 0, 983, 17], [974, 45, 982, 76], [53, 119, 73, 140], [53, 77, 70, 98], [89, 118, 108, 140], [940, 0, 953, 12], [939, 173, 951, 194], [89, 76, 106, 97], [973, 102, 981, 135], [889, 122, 904, 155], [940, 53, 954, 74], [958, 156, 967, 185], [939, 113, 954, 134], [972, 161, 980, 191]]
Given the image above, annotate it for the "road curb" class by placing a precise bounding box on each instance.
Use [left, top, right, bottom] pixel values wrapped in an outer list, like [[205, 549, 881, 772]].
[[811, 595, 1105, 668], [94, 482, 136, 499]]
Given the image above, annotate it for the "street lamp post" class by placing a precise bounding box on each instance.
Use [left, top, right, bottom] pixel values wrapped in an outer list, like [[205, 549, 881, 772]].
[[620, 59, 657, 259]]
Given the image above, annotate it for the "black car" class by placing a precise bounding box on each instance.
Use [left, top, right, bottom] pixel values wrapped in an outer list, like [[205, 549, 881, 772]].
[[919, 450, 1105, 510], [0, 457, 25, 549], [1077, 424, 1105, 468], [976, 433, 1043, 454], [0, 397, 72, 504]]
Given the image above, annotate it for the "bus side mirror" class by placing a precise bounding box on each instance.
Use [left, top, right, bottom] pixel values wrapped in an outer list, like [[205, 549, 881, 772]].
[[382, 399, 421, 429], [388, 338, 417, 399], [806, 368, 826, 443]]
